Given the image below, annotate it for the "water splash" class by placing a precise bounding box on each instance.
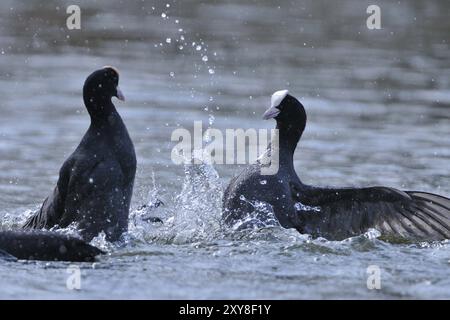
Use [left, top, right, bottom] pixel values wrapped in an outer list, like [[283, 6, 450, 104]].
[[156, 2, 220, 126], [364, 228, 382, 240], [0, 208, 37, 230], [169, 159, 223, 243], [90, 231, 118, 253], [294, 202, 321, 213], [231, 196, 280, 231]]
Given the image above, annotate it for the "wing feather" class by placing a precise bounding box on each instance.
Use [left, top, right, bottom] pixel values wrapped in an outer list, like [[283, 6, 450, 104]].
[[293, 186, 450, 241]]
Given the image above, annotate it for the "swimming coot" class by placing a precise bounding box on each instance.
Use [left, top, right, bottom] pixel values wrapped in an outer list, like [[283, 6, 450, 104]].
[[222, 90, 450, 241], [23, 67, 136, 242]]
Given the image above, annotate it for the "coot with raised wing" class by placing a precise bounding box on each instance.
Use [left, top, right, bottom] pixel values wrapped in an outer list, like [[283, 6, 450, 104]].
[[222, 90, 450, 241]]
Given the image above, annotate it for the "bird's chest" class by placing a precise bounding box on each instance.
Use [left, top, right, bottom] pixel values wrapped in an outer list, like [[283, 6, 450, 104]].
[[98, 133, 136, 181], [251, 172, 293, 203], [113, 138, 136, 180]]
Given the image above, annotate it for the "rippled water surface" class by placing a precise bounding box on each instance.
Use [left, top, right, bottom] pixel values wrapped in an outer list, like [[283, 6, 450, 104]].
[[0, 0, 449, 299]]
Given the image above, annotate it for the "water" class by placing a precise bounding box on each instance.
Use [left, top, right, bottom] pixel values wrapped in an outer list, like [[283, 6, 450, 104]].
[[0, 0, 449, 299]]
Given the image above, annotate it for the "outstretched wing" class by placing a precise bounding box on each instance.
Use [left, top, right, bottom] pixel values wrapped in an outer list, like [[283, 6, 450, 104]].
[[291, 185, 450, 241], [22, 158, 74, 230]]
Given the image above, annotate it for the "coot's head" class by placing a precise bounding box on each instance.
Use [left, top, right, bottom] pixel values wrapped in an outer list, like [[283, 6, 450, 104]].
[[83, 66, 125, 103], [262, 90, 307, 132]]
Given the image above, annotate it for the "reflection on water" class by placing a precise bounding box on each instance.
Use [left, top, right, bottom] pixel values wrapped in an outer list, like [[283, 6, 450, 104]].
[[0, 0, 449, 299]]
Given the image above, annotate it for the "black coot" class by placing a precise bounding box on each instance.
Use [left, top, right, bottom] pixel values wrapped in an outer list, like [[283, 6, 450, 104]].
[[222, 90, 450, 241], [23, 67, 136, 242]]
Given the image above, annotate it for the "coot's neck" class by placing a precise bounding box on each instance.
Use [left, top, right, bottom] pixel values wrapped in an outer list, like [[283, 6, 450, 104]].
[[83, 92, 120, 127], [273, 123, 304, 169]]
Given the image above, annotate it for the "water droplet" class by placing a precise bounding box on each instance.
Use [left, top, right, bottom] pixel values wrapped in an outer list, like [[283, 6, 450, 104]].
[[208, 114, 215, 125], [259, 180, 267, 185], [196, 45, 202, 51], [169, 72, 175, 77], [202, 55, 208, 62], [166, 38, 171, 43], [208, 68, 215, 74], [161, 12, 167, 18], [239, 195, 246, 201], [89, 178, 94, 184], [294, 202, 321, 212]]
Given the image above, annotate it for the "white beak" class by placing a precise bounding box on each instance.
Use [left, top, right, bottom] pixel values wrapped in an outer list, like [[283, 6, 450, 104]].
[[262, 89, 288, 120], [262, 107, 280, 120], [116, 86, 125, 101]]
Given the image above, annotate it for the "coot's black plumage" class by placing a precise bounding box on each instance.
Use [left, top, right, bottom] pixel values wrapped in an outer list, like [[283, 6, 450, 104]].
[[222, 90, 450, 241], [23, 67, 136, 242], [0, 248, 17, 261], [0, 230, 104, 262]]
